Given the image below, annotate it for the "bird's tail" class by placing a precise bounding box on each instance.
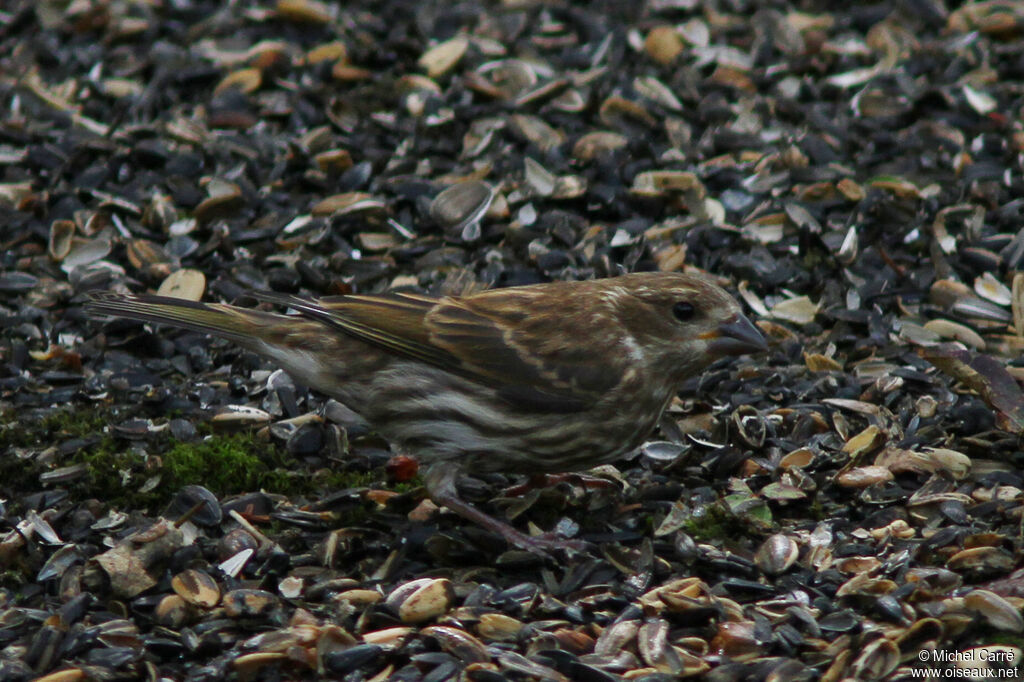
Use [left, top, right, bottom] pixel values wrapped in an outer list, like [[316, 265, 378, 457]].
[[85, 292, 286, 345]]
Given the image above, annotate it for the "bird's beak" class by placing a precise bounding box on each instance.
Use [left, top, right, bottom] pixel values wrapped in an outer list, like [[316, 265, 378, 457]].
[[706, 313, 767, 356]]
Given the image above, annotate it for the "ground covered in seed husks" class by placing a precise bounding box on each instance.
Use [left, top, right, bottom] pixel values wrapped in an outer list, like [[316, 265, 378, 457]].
[[4, 0, 1024, 679]]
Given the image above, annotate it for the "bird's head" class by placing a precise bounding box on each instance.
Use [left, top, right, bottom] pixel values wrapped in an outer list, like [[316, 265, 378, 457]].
[[600, 272, 767, 384]]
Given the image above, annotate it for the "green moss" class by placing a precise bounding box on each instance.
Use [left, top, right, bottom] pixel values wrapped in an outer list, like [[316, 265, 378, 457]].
[[0, 404, 412, 512], [309, 467, 382, 490], [987, 633, 1024, 648], [0, 406, 121, 498], [74, 431, 340, 507], [683, 501, 751, 542], [71, 439, 136, 505], [163, 433, 294, 493], [0, 570, 29, 591], [806, 495, 827, 521], [0, 406, 109, 448]]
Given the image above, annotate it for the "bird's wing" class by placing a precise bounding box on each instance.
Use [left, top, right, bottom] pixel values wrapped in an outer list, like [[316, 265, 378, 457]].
[[429, 292, 621, 406], [253, 290, 617, 412], [251, 291, 451, 366]]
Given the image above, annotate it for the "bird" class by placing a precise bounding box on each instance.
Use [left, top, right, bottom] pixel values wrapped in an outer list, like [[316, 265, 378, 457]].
[[86, 272, 766, 554]]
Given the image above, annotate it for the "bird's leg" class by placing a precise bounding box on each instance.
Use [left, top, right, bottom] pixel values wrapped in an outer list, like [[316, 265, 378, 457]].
[[422, 464, 590, 556]]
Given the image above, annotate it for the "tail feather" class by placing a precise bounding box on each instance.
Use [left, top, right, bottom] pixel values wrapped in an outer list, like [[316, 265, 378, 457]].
[[85, 292, 284, 345]]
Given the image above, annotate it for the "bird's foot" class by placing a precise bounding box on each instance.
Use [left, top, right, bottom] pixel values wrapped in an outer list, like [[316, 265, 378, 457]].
[[501, 472, 618, 498], [497, 526, 592, 557], [424, 465, 592, 558]]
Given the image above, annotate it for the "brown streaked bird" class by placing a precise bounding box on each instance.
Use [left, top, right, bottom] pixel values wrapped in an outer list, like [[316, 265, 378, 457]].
[[86, 272, 766, 554]]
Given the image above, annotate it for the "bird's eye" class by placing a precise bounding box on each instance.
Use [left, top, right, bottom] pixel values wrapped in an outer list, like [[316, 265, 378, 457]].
[[672, 301, 696, 322]]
